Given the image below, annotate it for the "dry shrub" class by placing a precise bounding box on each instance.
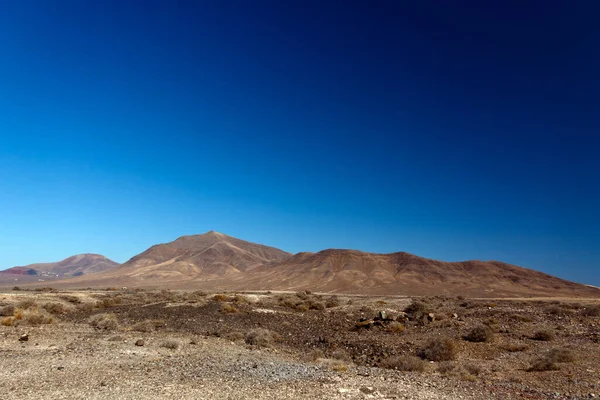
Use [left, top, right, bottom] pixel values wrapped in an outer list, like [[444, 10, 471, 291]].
[[212, 294, 230, 302], [308, 300, 325, 310], [89, 313, 119, 330], [325, 297, 340, 308], [464, 325, 494, 343], [132, 320, 155, 332], [295, 291, 309, 300], [511, 314, 533, 323], [42, 302, 70, 315], [20, 308, 55, 326], [0, 305, 15, 317], [244, 328, 281, 348], [331, 348, 351, 362], [582, 305, 600, 317], [532, 330, 554, 341], [381, 355, 426, 372], [464, 364, 481, 376], [547, 348, 575, 363], [528, 357, 559, 371], [418, 338, 457, 361], [232, 295, 249, 304], [504, 343, 529, 352], [160, 339, 181, 350], [318, 359, 348, 372], [306, 349, 325, 361], [404, 301, 431, 318], [59, 295, 81, 304], [224, 332, 244, 341], [546, 305, 563, 315], [527, 347, 574, 371], [16, 299, 36, 310], [1, 317, 14, 326], [77, 302, 95, 312], [437, 362, 478, 380], [386, 322, 406, 333], [221, 303, 239, 313], [295, 303, 309, 312]]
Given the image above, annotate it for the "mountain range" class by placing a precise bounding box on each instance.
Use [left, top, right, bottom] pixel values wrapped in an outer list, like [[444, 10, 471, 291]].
[[4, 231, 597, 298], [0, 254, 119, 281]]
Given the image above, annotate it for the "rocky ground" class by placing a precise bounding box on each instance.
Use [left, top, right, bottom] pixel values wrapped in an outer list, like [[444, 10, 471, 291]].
[[0, 289, 599, 399]]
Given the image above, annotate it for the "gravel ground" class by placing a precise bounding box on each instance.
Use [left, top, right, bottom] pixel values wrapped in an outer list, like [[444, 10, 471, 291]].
[[1, 290, 598, 399], [0, 323, 493, 400]]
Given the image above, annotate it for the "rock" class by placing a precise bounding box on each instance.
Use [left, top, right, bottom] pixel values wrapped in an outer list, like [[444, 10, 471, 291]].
[[18, 334, 28, 342], [135, 339, 145, 347], [378, 311, 387, 320], [360, 386, 376, 394], [356, 319, 374, 329], [452, 313, 459, 319], [427, 313, 436, 322], [57, 366, 64, 370]]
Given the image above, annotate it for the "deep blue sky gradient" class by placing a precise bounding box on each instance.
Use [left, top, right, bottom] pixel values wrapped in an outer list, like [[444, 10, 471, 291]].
[[1, 1, 599, 285]]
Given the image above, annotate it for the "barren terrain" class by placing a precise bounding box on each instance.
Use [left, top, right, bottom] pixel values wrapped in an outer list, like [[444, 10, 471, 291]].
[[1, 288, 599, 399]]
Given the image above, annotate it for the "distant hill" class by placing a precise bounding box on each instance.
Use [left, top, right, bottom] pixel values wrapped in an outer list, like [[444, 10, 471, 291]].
[[1, 254, 120, 278], [9, 232, 600, 298]]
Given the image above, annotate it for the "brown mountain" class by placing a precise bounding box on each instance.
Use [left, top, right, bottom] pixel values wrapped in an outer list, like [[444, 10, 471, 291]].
[[223, 249, 600, 297], [1, 254, 120, 277], [17, 232, 600, 298], [72, 231, 292, 285]]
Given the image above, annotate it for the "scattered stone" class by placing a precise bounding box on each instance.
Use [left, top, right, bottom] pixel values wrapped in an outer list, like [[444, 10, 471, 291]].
[[452, 313, 459, 319], [57, 366, 64, 371], [19, 334, 29, 342], [135, 339, 145, 347], [427, 313, 436, 322]]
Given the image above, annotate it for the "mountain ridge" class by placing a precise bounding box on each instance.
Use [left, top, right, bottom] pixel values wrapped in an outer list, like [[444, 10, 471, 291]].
[[5, 232, 600, 298]]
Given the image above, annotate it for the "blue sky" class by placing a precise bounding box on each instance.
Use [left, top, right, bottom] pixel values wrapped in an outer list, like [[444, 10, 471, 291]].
[[1, 1, 599, 285]]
